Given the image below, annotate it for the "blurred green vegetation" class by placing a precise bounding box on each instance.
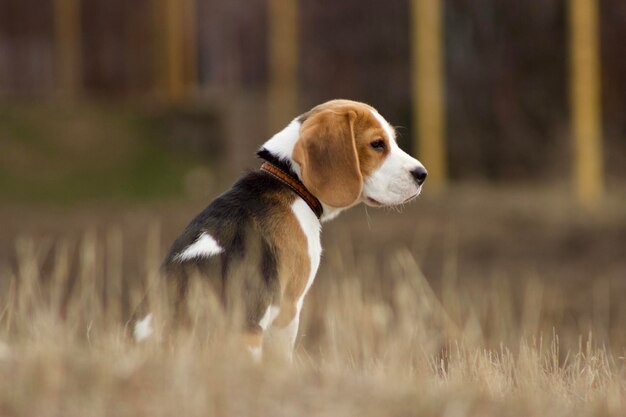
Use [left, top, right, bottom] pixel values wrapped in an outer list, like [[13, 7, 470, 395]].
[[0, 103, 207, 204]]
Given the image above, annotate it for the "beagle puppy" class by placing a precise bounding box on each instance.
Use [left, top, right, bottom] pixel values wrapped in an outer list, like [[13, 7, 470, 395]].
[[162, 99, 427, 361]]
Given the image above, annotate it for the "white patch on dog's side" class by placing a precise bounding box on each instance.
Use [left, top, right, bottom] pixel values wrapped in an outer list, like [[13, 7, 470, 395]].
[[291, 198, 321, 312], [175, 232, 223, 262], [133, 313, 154, 343]]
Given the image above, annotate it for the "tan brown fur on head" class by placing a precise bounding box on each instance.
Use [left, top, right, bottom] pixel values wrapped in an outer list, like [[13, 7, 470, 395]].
[[293, 100, 392, 208], [293, 109, 362, 207]]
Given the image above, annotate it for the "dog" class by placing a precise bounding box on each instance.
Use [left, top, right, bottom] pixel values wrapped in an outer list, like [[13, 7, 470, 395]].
[[161, 99, 427, 361]]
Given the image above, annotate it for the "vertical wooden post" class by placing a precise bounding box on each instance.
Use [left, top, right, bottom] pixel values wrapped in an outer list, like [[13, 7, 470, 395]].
[[268, 0, 298, 132], [54, 0, 82, 97], [155, 0, 197, 102], [411, 0, 446, 189], [152, 0, 164, 99], [569, 0, 604, 208], [183, 0, 198, 95], [164, 0, 184, 101]]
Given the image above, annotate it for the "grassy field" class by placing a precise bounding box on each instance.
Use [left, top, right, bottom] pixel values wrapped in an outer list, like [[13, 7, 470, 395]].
[[1, 185, 626, 417]]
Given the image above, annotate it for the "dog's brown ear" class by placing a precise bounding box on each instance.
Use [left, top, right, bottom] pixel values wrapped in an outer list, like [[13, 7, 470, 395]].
[[293, 109, 362, 208]]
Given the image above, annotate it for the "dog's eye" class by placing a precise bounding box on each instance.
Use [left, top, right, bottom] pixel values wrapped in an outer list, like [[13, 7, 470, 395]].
[[370, 139, 386, 152]]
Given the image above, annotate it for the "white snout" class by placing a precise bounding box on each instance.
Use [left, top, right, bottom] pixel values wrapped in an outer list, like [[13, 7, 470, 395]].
[[364, 110, 425, 207], [363, 146, 425, 207]]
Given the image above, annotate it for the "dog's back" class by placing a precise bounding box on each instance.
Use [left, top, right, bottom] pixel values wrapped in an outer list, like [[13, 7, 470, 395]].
[[163, 170, 288, 331]]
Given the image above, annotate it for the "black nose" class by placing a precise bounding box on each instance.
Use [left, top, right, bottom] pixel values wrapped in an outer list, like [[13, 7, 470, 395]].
[[411, 166, 428, 185]]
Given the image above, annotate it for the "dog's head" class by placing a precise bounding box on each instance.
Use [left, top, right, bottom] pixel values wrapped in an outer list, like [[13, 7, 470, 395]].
[[262, 99, 427, 210]]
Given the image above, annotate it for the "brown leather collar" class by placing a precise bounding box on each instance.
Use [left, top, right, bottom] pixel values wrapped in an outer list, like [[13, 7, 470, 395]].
[[260, 161, 323, 219]]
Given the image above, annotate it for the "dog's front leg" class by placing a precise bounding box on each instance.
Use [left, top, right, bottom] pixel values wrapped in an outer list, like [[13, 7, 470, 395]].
[[265, 303, 300, 363]]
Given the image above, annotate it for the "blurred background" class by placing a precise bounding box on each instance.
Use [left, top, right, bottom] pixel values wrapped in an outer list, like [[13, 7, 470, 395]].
[[1, 0, 626, 348], [1, 0, 625, 200]]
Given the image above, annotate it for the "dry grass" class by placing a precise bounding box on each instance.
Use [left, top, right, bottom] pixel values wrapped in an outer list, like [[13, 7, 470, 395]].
[[1, 186, 625, 417]]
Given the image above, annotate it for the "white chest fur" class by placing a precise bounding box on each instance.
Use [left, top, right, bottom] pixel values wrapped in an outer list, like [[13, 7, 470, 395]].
[[290, 198, 322, 312]]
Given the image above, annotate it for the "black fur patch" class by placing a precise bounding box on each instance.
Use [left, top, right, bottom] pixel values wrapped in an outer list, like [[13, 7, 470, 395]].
[[296, 111, 310, 124], [163, 170, 288, 328], [256, 147, 297, 177]]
